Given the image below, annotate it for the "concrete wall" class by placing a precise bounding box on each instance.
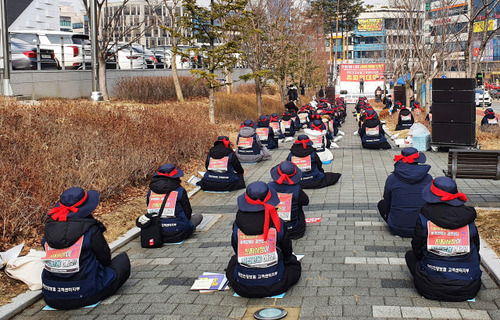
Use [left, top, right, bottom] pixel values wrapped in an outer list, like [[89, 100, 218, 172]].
[[8, 68, 253, 99]]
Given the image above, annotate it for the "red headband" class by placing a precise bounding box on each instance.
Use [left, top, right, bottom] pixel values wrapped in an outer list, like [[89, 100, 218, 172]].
[[245, 191, 281, 240], [270, 116, 278, 121], [311, 123, 323, 131], [276, 165, 296, 185], [394, 152, 420, 163], [430, 180, 468, 202], [157, 168, 178, 177], [295, 138, 311, 149], [49, 192, 88, 222], [218, 138, 230, 148], [486, 109, 495, 115], [365, 113, 376, 120]]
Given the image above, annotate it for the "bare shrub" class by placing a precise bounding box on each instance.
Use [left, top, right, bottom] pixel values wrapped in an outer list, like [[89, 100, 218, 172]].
[[236, 83, 277, 95], [214, 93, 283, 120], [0, 99, 217, 246], [114, 76, 209, 103]]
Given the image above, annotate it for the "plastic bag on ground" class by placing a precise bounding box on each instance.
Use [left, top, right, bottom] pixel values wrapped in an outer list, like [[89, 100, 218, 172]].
[[408, 123, 430, 136]]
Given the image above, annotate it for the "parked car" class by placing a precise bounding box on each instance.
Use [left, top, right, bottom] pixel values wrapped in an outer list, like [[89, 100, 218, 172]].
[[475, 89, 492, 107], [133, 46, 165, 69], [151, 49, 172, 68], [108, 43, 146, 69], [10, 38, 58, 70], [10, 30, 91, 69], [489, 89, 499, 100]]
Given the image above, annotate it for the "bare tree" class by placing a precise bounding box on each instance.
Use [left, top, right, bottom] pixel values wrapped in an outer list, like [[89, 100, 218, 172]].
[[82, 0, 157, 100], [151, 0, 186, 102]]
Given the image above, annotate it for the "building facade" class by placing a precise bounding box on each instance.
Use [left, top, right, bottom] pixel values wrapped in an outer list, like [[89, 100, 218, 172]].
[[8, 0, 60, 31]]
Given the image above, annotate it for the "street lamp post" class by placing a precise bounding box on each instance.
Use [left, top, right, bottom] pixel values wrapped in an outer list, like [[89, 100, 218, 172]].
[[1, 0, 13, 96], [89, 0, 103, 101]]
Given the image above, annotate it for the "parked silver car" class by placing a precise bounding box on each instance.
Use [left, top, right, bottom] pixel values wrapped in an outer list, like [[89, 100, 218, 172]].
[[10, 38, 58, 70]]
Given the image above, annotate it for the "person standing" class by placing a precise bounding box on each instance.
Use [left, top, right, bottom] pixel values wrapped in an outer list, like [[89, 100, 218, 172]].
[[359, 77, 364, 93]]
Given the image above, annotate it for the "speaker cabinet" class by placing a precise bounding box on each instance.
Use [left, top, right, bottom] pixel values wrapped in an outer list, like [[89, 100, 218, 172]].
[[432, 123, 476, 145], [431, 78, 476, 147], [432, 90, 475, 103], [432, 103, 476, 124], [394, 86, 406, 104], [432, 78, 476, 91]]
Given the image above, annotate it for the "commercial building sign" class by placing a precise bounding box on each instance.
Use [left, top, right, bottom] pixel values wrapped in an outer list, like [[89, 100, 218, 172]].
[[473, 19, 496, 32], [473, 40, 494, 61], [358, 19, 383, 32], [340, 63, 385, 82]]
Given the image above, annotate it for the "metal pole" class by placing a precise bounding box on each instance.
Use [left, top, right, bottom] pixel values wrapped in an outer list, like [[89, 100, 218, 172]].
[[1, 0, 12, 96], [90, 0, 103, 101]]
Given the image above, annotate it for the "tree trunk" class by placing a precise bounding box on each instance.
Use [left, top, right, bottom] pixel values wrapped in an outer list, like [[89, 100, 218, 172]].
[[425, 77, 432, 111], [255, 76, 263, 115], [209, 86, 215, 124], [405, 82, 411, 108], [225, 68, 231, 94], [98, 55, 109, 101], [171, 50, 184, 102]]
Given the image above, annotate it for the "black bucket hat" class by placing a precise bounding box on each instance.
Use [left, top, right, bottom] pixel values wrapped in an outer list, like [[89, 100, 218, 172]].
[[421, 177, 468, 207], [49, 187, 100, 221], [270, 161, 302, 185]]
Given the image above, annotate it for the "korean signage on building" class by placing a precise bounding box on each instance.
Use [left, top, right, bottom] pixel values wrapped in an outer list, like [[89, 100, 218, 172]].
[[340, 64, 385, 82], [473, 19, 496, 32], [357, 19, 383, 32]]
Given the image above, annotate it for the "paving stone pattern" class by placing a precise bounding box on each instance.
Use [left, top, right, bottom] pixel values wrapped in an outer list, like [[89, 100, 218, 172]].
[[14, 105, 500, 320]]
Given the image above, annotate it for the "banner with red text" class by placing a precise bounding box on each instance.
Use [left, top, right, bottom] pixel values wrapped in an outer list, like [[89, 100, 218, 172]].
[[340, 63, 385, 82]]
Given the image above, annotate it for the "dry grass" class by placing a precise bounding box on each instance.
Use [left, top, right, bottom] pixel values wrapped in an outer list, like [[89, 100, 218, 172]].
[[476, 208, 500, 257], [114, 76, 210, 103], [0, 91, 282, 306]]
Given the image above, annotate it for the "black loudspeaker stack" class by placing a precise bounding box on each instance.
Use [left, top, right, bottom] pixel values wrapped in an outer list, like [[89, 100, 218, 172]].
[[431, 78, 476, 146]]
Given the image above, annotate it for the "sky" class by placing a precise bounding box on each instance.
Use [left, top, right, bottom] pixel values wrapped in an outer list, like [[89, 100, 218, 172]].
[[64, 0, 389, 10]]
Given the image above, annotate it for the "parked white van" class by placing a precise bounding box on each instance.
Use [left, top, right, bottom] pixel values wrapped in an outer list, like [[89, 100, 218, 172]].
[[10, 30, 91, 69]]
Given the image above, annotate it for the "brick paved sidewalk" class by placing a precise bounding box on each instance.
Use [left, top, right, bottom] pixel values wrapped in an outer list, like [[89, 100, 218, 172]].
[[13, 105, 500, 320]]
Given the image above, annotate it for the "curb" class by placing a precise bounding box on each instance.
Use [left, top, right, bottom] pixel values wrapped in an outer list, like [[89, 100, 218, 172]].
[[480, 236, 500, 284], [0, 227, 141, 320]]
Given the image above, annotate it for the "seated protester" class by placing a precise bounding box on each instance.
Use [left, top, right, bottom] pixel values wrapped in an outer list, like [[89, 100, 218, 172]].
[[285, 100, 298, 113], [411, 101, 422, 114], [141, 164, 203, 243], [425, 106, 433, 123], [384, 95, 393, 110], [378, 148, 432, 237], [287, 135, 341, 189], [236, 119, 272, 163], [269, 113, 285, 139], [395, 106, 415, 131], [480, 108, 498, 129], [296, 106, 310, 129], [358, 109, 392, 150], [226, 181, 301, 298], [393, 101, 403, 111], [280, 111, 296, 137], [268, 161, 309, 239], [304, 119, 333, 152], [256, 115, 278, 149], [198, 136, 245, 192], [42, 187, 130, 310], [405, 177, 481, 302]]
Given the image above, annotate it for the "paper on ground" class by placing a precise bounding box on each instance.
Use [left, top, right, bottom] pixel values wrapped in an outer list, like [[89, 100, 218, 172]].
[[0, 243, 24, 268]]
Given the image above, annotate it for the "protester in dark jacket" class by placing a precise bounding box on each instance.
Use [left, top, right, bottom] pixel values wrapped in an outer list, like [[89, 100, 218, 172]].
[[226, 181, 301, 298], [395, 107, 415, 131], [268, 161, 309, 239], [480, 108, 498, 129], [280, 111, 296, 137], [378, 148, 432, 237], [198, 136, 245, 192], [358, 110, 391, 150], [141, 164, 203, 243], [405, 177, 481, 302], [42, 187, 130, 310], [257, 115, 278, 149], [269, 113, 285, 139], [287, 135, 341, 189]]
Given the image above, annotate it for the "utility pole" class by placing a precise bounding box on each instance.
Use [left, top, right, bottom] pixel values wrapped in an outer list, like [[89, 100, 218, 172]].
[[1, 0, 12, 96], [89, 0, 103, 101]]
